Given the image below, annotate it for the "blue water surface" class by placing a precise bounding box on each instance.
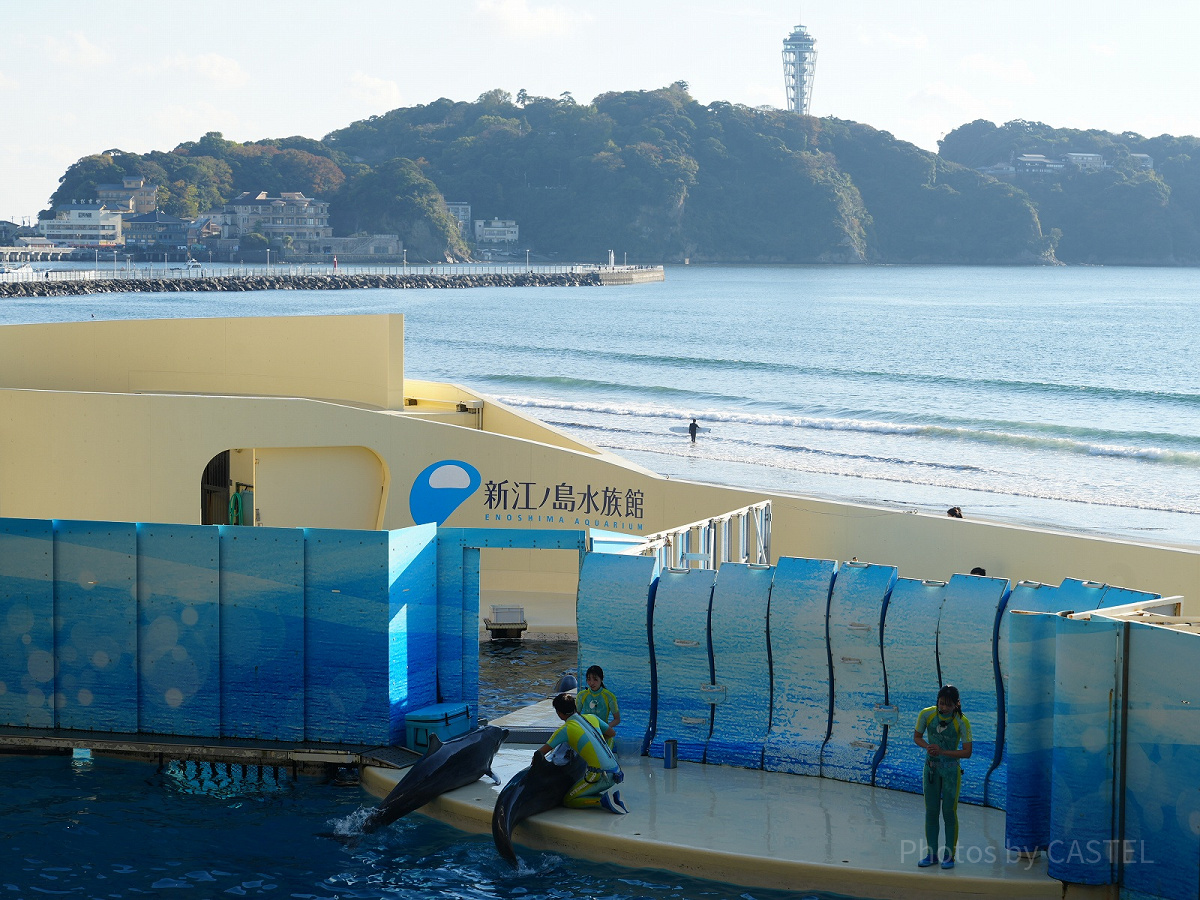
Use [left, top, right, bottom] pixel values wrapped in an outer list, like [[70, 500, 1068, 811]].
[[0, 753, 842, 900]]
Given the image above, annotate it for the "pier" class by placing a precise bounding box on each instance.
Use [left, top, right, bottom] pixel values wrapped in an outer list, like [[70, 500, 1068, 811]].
[[0, 262, 665, 296]]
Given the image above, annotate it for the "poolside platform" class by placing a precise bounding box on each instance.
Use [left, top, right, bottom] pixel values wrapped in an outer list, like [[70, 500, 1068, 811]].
[[362, 703, 1110, 900], [0, 725, 419, 773]]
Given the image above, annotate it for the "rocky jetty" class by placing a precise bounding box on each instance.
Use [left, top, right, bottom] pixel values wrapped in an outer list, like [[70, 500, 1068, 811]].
[[0, 271, 603, 298]]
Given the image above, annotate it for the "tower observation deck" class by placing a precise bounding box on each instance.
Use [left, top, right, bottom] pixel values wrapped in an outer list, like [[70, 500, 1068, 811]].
[[782, 24, 817, 115]]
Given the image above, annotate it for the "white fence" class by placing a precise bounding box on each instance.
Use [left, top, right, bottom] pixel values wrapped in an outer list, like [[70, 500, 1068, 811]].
[[629, 501, 772, 571]]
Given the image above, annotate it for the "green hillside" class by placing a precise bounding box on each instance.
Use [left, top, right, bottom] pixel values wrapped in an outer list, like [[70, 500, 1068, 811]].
[[47, 86, 1199, 264]]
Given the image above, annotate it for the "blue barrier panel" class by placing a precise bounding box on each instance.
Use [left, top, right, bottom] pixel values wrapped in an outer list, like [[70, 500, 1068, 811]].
[[1123, 623, 1200, 900], [303, 529, 390, 745], [54, 521, 138, 733], [706, 563, 774, 768], [136, 524, 220, 736], [999, 580, 1062, 829], [435, 529, 469, 711], [937, 573, 1010, 807], [218, 527, 305, 740], [460, 546, 480, 721], [389, 524, 439, 745], [1056, 577, 1108, 612], [1003, 610, 1059, 853], [1098, 585, 1160, 609], [763, 557, 837, 776], [0, 518, 55, 728], [874, 577, 946, 793], [648, 567, 717, 762], [577, 552, 658, 756], [822, 561, 896, 784], [1047, 614, 1122, 885]]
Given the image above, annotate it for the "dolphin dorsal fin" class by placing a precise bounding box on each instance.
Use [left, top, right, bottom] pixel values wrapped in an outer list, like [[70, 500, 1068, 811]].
[[424, 734, 443, 754]]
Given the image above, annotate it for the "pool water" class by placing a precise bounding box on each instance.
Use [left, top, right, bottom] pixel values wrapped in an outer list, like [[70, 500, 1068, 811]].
[[478, 639, 579, 721], [0, 642, 853, 900]]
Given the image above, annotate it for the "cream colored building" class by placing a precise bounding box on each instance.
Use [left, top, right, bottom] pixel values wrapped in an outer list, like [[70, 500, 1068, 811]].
[[0, 314, 1193, 635], [221, 191, 333, 243], [96, 175, 160, 215], [39, 204, 124, 247]]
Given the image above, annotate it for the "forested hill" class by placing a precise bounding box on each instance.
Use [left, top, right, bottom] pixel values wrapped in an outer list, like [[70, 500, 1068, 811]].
[[47, 85, 1200, 264], [940, 119, 1200, 264]]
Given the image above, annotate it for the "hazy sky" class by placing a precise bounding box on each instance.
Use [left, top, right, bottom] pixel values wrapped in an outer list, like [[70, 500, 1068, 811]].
[[4, 0, 1199, 220]]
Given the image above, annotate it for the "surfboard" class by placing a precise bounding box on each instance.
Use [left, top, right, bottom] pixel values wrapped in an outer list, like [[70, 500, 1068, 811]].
[[669, 426, 711, 434]]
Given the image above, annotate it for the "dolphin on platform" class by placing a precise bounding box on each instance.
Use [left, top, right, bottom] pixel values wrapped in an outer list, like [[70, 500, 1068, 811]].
[[491, 748, 587, 865], [361, 724, 508, 833]]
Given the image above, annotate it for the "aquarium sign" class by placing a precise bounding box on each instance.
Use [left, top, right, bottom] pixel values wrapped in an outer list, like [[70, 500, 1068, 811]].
[[409, 460, 646, 529], [481, 479, 645, 523]]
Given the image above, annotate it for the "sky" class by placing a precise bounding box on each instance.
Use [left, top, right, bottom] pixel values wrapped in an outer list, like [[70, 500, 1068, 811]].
[[4, 0, 1200, 221]]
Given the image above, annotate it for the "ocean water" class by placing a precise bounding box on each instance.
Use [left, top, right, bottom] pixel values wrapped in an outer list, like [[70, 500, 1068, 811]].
[[4, 263, 1197, 546], [0, 642, 844, 900]]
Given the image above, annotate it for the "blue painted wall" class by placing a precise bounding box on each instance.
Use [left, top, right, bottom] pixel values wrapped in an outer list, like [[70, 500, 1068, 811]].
[[648, 567, 717, 762], [578, 549, 1196, 899], [706, 563, 773, 768], [576, 552, 658, 756], [0, 517, 533, 748], [763, 557, 837, 776]]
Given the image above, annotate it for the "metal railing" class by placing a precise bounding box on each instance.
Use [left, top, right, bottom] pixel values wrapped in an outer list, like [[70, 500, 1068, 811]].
[[629, 501, 772, 571]]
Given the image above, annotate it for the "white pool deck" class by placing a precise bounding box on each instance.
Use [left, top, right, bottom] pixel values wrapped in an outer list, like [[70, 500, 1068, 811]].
[[361, 701, 1111, 900]]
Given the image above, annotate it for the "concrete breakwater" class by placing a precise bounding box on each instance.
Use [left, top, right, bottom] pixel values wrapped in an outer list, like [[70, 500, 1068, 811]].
[[0, 270, 604, 298]]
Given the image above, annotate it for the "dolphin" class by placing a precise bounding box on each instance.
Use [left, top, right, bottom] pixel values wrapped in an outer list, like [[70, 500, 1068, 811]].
[[361, 724, 509, 834], [491, 748, 586, 865]]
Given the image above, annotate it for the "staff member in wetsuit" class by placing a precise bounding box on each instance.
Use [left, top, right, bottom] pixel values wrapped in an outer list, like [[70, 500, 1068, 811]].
[[535, 692, 628, 814], [913, 684, 972, 869]]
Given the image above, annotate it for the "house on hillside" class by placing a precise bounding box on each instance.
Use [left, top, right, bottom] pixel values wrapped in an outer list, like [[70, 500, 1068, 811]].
[[96, 176, 159, 215]]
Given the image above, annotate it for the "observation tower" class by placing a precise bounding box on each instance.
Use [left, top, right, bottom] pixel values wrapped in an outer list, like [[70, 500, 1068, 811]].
[[782, 23, 817, 115]]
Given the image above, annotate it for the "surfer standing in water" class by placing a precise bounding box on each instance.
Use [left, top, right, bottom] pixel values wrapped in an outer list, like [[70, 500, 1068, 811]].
[[688, 418, 699, 443]]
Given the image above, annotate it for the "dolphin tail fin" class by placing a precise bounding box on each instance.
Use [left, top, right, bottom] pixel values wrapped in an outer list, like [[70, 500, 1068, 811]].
[[485, 766, 500, 785], [423, 734, 443, 755]]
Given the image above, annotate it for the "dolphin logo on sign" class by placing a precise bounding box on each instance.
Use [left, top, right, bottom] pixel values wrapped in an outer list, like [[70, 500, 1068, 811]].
[[408, 460, 482, 525]]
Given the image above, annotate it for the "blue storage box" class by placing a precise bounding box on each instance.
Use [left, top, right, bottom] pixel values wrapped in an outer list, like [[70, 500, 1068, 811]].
[[405, 702, 471, 751]]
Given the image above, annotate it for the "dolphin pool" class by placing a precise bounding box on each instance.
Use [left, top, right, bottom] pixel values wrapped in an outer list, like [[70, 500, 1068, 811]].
[[1, 641, 854, 899]]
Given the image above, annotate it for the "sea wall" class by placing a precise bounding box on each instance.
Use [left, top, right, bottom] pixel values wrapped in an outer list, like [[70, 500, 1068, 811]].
[[0, 271, 603, 298]]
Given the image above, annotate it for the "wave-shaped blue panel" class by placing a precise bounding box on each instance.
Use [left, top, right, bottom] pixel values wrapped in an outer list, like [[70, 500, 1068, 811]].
[[937, 573, 1010, 806], [1097, 585, 1160, 609], [874, 577, 945, 793], [388, 524, 439, 745], [822, 561, 896, 784], [303, 529, 391, 744], [763, 557, 836, 776], [219, 527, 305, 740], [1123, 624, 1200, 900], [648, 567, 716, 762], [0, 518, 54, 728], [1003, 610, 1058, 853], [993, 585, 1060, 825], [136, 524, 219, 736], [54, 521, 138, 733], [1048, 615, 1121, 885], [1056, 577, 1107, 612], [706, 564, 774, 768], [577, 552, 658, 756]]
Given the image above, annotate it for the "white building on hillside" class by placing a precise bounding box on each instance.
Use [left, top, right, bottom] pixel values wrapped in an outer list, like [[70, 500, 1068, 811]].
[[40, 204, 124, 247], [474, 218, 518, 244]]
